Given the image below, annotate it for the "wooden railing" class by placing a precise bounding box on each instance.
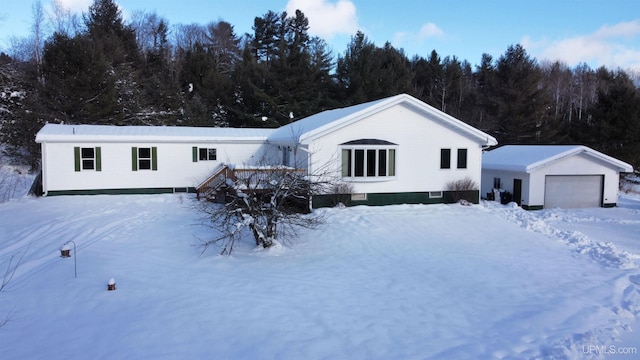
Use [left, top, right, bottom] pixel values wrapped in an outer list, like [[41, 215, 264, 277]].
[[196, 166, 306, 200], [196, 164, 234, 200], [233, 167, 306, 187]]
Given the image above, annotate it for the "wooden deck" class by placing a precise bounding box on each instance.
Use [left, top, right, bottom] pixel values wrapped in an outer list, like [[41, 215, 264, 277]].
[[196, 165, 306, 200]]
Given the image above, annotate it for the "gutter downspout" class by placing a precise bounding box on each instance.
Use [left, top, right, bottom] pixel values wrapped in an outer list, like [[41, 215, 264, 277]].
[[40, 142, 48, 196]]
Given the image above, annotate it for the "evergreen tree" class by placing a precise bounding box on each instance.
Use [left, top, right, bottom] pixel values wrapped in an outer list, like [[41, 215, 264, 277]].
[[409, 50, 442, 108], [587, 71, 640, 167], [139, 17, 179, 120], [472, 53, 498, 132], [491, 44, 551, 143], [376, 42, 413, 99], [235, 10, 336, 126], [336, 31, 377, 103], [180, 41, 234, 126], [227, 46, 275, 127], [440, 55, 462, 114], [85, 0, 139, 66], [41, 32, 116, 122], [337, 32, 412, 104], [0, 62, 44, 169]]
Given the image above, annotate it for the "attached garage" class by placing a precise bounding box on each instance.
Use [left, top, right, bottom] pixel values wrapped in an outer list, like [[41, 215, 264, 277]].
[[481, 145, 633, 210]]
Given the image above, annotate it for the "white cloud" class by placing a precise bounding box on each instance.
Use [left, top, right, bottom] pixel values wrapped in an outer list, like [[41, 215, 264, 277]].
[[285, 0, 358, 39], [418, 22, 444, 40], [392, 22, 445, 52], [54, 0, 92, 13], [593, 20, 640, 39], [524, 20, 640, 71]]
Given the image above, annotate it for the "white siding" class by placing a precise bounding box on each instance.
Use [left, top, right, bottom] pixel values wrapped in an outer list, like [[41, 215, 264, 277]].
[[481, 169, 530, 204], [41, 141, 269, 193], [529, 152, 620, 207], [306, 103, 484, 194]]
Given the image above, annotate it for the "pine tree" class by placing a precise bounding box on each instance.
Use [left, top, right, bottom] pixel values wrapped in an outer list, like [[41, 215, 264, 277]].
[[587, 71, 640, 167], [491, 44, 551, 143], [41, 33, 116, 122]]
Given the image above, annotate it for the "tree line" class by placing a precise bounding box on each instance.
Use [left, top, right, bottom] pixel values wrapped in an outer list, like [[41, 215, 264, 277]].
[[1, 0, 639, 170]]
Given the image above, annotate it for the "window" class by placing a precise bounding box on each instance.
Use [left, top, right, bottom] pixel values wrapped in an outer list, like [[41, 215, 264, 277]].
[[74, 147, 101, 172], [493, 177, 501, 189], [340, 139, 397, 179], [378, 149, 387, 176], [354, 149, 364, 177], [192, 147, 217, 162], [132, 147, 157, 171], [341, 149, 352, 177], [429, 191, 443, 198], [81, 148, 95, 170], [281, 146, 290, 167], [440, 148, 451, 169], [199, 148, 216, 161], [457, 149, 467, 169]]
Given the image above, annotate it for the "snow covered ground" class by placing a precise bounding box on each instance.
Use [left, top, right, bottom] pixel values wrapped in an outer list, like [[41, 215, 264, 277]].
[[0, 163, 32, 204], [0, 181, 639, 359]]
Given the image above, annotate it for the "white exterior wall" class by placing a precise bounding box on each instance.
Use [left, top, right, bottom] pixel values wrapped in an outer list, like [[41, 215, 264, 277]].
[[306, 104, 484, 194], [480, 169, 530, 204], [528, 153, 621, 206], [41, 141, 269, 193]]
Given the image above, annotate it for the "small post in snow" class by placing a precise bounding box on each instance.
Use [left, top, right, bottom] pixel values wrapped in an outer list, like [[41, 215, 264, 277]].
[[60, 240, 77, 278], [107, 278, 116, 291]]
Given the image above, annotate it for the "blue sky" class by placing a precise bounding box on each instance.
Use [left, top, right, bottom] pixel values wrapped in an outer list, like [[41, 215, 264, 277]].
[[1, 0, 639, 71]]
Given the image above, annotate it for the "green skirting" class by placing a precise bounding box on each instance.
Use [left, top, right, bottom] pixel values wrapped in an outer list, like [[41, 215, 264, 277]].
[[312, 190, 479, 208], [521, 205, 544, 210], [46, 187, 196, 196]]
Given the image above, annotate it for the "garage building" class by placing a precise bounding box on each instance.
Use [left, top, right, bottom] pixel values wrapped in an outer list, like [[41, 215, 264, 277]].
[[481, 145, 633, 209]]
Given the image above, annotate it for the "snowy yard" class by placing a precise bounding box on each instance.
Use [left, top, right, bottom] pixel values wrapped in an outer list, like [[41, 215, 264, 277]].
[[0, 190, 639, 359]]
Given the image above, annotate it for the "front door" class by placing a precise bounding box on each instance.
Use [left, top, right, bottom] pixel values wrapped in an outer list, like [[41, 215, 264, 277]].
[[513, 179, 522, 206]]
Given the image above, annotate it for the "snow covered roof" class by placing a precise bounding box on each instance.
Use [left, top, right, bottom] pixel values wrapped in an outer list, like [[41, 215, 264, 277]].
[[267, 94, 498, 146], [482, 145, 634, 173], [35, 123, 275, 143]]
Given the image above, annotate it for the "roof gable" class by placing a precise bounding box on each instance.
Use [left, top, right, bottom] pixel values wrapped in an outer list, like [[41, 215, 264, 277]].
[[267, 94, 497, 146], [483, 145, 634, 173]]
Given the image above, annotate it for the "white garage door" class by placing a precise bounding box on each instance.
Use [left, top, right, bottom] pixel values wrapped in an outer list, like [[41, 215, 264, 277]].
[[544, 175, 603, 209]]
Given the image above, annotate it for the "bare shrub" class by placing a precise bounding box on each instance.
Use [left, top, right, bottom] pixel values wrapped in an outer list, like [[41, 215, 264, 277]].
[[0, 245, 29, 328], [327, 182, 354, 207], [446, 177, 479, 203]]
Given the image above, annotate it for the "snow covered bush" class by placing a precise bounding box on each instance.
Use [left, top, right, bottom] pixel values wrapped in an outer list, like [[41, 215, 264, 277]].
[[620, 173, 640, 194]]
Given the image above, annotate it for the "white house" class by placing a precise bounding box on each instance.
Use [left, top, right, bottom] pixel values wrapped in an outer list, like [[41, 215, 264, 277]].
[[481, 145, 633, 209], [35, 94, 498, 206], [35, 124, 275, 195], [268, 93, 497, 206]]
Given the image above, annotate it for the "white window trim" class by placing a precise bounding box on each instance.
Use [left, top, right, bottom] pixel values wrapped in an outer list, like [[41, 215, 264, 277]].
[[429, 191, 443, 198], [138, 147, 152, 170], [80, 147, 96, 170], [199, 147, 217, 161], [341, 144, 398, 182]]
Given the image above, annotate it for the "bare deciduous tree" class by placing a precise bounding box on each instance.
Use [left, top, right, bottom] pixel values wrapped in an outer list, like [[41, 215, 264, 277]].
[[31, 0, 45, 66], [198, 165, 326, 255]]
